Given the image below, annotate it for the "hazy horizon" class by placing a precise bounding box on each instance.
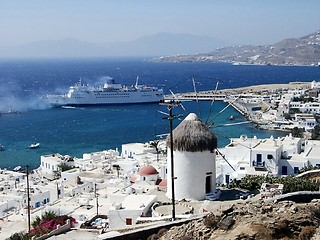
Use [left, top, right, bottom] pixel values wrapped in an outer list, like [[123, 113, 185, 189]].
[[1, 0, 319, 48]]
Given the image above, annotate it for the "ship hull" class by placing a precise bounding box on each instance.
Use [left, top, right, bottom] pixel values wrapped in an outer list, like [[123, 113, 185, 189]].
[[48, 90, 163, 107]]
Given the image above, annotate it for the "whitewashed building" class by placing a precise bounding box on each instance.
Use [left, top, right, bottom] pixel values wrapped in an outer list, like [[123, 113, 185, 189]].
[[40, 154, 75, 176], [121, 143, 156, 160], [311, 80, 320, 89], [293, 113, 317, 131], [216, 135, 317, 184], [137, 165, 159, 183], [108, 194, 156, 229]]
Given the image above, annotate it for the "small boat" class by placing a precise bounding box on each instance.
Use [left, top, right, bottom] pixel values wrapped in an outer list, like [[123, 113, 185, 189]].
[[2, 106, 21, 115], [0, 144, 4, 151], [13, 166, 22, 171], [29, 143, 40, 149], [229, 115, 235, 120]]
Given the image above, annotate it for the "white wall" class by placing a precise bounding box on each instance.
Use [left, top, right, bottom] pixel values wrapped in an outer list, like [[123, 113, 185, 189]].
[[109, 209, 143, 229], [166, 150, 215, 201], [30, 189, 50, 208], [251, 146, 281, 174], [64, 182, 94, 197], [279, 159, 307, 176], [108, 195, 156, 229], [0, 197, 23, 217], [41, 156, 61, 175], [61, 169, 80, 185]]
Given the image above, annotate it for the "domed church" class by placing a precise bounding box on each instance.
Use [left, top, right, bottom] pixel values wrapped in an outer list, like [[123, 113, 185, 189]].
[[166, 113, 217, 201]]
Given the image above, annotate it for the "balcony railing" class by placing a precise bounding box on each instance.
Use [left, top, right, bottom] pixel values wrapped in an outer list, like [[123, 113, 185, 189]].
[[252, 161, 266, 169]]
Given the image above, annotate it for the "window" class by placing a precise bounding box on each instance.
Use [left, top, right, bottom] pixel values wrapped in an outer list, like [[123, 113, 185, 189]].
[[240, 167, 245, 170], [267, 154, 273, 160], [282, 166, 288, 175], [225, 175, 230, 184], [126, 218, 132, 225], [294, 167, 299, 174], [256, 154, 262, 163]]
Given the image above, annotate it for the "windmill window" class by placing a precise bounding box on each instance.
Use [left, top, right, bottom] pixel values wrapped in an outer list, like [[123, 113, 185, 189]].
[[126, 218, 132, 225]]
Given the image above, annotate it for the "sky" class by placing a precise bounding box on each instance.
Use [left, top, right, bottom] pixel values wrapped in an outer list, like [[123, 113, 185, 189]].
[[0, 0, 320, 47]]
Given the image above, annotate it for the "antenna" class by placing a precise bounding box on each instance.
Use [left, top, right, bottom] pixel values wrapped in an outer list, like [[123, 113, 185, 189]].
[[135, 76, 139, 88]]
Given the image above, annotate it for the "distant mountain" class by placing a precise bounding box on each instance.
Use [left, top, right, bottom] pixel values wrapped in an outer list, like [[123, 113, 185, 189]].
[[0, 33, 225, 58], [149, 31, 320, 66]]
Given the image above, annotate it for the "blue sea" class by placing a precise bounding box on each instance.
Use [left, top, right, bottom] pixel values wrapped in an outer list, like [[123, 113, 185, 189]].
[[0, 58, 320, 169]]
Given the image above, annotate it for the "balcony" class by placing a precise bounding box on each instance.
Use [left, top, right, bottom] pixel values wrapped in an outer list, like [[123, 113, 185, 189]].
[[252, 161, 266, 170]]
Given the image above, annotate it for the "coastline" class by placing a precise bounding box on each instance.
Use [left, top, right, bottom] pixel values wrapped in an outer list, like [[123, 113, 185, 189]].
[[218, 81, 310, 94]]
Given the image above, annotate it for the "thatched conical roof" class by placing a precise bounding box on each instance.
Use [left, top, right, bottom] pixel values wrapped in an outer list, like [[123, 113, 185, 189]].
[[166, 113, 217, 152]]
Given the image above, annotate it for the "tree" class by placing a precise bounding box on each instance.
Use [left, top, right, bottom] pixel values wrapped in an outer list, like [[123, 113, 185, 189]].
[[291, 127, 304, 138], [232, 175, 320, 194], [311, 125, 320, 140], [283, 113, 291, 120], [53, 163, 75, 179], [149, 140, 161, 162], [289, 108, 301, 114], [6, 232, 30, 240]]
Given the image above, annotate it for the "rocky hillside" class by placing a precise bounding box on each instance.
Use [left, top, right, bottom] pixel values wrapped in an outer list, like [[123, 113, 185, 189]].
[[148, 199, 320, 240], [149, 31, 320, 66]]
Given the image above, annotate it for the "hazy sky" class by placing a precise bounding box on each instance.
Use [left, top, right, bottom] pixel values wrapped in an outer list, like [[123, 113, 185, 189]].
[[1, 0, 319, 46]]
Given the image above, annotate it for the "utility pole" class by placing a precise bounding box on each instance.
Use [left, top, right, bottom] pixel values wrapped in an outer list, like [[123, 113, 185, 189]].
[[95, 183, 99, 216], [26, 165, 31, 232], [160, 100, 181, 221]]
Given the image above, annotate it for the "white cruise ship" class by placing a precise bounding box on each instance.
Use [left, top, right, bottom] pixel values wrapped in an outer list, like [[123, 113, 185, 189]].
[[47, 77, 164, 106]]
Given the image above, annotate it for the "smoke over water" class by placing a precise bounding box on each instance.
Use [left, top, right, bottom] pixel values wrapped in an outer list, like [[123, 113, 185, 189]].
[[0, 81, 51, 113], [0, 95, 51, 113]]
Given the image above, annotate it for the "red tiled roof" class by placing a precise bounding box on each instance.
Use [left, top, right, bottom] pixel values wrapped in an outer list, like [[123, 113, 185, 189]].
[[138, 165, 158, 176]]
